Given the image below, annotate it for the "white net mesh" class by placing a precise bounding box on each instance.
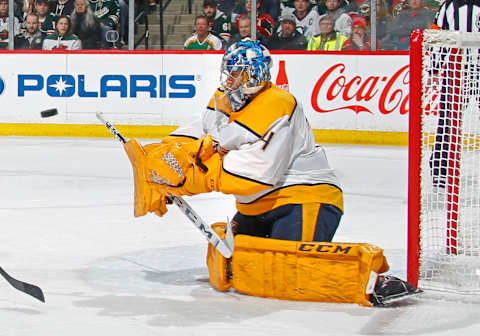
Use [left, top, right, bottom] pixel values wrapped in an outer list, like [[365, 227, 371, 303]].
[[420, 29, 480, 294]]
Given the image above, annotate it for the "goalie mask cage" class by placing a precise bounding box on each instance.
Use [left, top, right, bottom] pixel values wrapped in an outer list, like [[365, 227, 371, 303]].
[[408, 29, 480, 294]]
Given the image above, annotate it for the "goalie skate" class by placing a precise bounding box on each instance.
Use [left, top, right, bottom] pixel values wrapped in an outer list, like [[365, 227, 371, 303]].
[[370, 275, 424, 307]]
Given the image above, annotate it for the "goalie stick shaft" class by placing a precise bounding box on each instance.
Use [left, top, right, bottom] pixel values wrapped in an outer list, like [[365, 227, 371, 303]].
[[0, 267, 45, 302], [95, 112, 127, 144], [95, 112, 234, 258], [170, 195, 233, 258]]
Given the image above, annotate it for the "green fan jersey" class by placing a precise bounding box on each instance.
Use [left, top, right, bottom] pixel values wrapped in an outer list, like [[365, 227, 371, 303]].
[[209, 10, 231, 42]]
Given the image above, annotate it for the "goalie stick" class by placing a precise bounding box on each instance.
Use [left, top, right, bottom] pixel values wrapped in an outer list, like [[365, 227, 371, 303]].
[[95, 112, 234, 258], [0, 267, 45, 302]]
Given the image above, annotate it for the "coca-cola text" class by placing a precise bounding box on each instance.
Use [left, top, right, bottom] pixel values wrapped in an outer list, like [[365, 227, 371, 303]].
[[311, 64, 410, 115]]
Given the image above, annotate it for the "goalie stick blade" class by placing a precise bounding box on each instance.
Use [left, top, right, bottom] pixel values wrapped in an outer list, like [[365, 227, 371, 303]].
[[0, 267, 45, 303]]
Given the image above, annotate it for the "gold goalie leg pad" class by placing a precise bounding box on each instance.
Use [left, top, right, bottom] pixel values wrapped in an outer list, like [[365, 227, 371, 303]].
[[231, 235, 389, 306], [207, 223, 232, 291]]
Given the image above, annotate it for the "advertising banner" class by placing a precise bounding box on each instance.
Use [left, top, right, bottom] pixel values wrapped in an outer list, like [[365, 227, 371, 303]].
[[0, 52, 409, 132]]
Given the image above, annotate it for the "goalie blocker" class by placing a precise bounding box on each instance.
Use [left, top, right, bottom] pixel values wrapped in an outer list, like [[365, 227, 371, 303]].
[[208, 223, 422, 306]]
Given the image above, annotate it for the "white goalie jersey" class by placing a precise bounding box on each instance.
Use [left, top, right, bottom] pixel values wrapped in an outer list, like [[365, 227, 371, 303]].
[[169, 83, 342, 212]]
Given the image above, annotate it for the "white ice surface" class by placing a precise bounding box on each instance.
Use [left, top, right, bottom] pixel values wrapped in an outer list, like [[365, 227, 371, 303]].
[[1, 137, 480, 336]]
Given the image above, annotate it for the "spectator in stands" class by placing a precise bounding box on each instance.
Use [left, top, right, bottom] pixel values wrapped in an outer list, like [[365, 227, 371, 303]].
[[233, 0, 282, 24], [319, 0, 351, 37], [0, 0, 21, 49], [230, 0, 247, 23], [20, 0, 35, 18], [218, 0, 250, 20], [392, 0, 408, 17], [267, 11, 307, 50], [306, 15, 348, 50], [354, 0, 394, 50], [203, 0, 231, 46], [317, 0, 349, 15], [71, 0, 102, 49], [14, 12, 45, 49], [374, 0, 394, 50], [280, 0, 294, 12], [342, 15, 370, 50], [282, 0, 320, 41], [236, 0, 274, 39], [261, 0, 280, 22], [23, 0, 34, 13], [357, 0, 371, 17], [90, 0, 120, 49], [43, 15, 82, 49], [184, 15, 223, 50], [228, 15, 268, 47], [387, 0, 434, 50], [215, 0, 230, 16], [229, 15, 249, 45], [35, 0, 56, 35], [117, 0, 128, 44], [49, 0, 75, 16], [13, 0, 26, 18]]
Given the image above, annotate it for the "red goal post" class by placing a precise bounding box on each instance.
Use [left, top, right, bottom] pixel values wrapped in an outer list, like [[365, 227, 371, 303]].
[[408, 29, 480, 294]]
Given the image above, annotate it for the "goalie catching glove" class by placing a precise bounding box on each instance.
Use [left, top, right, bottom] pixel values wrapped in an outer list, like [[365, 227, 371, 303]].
[[123, 135, 220, 217]]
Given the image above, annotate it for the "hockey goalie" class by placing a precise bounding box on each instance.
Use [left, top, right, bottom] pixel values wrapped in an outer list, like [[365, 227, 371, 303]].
[[123, 39, 421, 306]]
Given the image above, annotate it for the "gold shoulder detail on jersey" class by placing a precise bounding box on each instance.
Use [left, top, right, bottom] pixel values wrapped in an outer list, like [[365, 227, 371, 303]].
[[230, 83, 296, 136]]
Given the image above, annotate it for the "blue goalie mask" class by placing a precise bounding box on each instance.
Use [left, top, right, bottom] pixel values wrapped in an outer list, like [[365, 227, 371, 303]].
[[219, 39, 272, 111]]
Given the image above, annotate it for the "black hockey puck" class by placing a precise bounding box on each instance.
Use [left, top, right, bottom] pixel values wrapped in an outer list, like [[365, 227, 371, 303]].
[[40, 109, 58, 118]]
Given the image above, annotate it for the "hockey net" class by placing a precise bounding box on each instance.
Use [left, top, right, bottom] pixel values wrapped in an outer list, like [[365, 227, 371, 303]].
[[408, 29, 480, 294]]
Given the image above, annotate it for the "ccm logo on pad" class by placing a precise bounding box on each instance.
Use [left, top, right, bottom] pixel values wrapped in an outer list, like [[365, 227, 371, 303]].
[[298, 243, 352, 254]]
